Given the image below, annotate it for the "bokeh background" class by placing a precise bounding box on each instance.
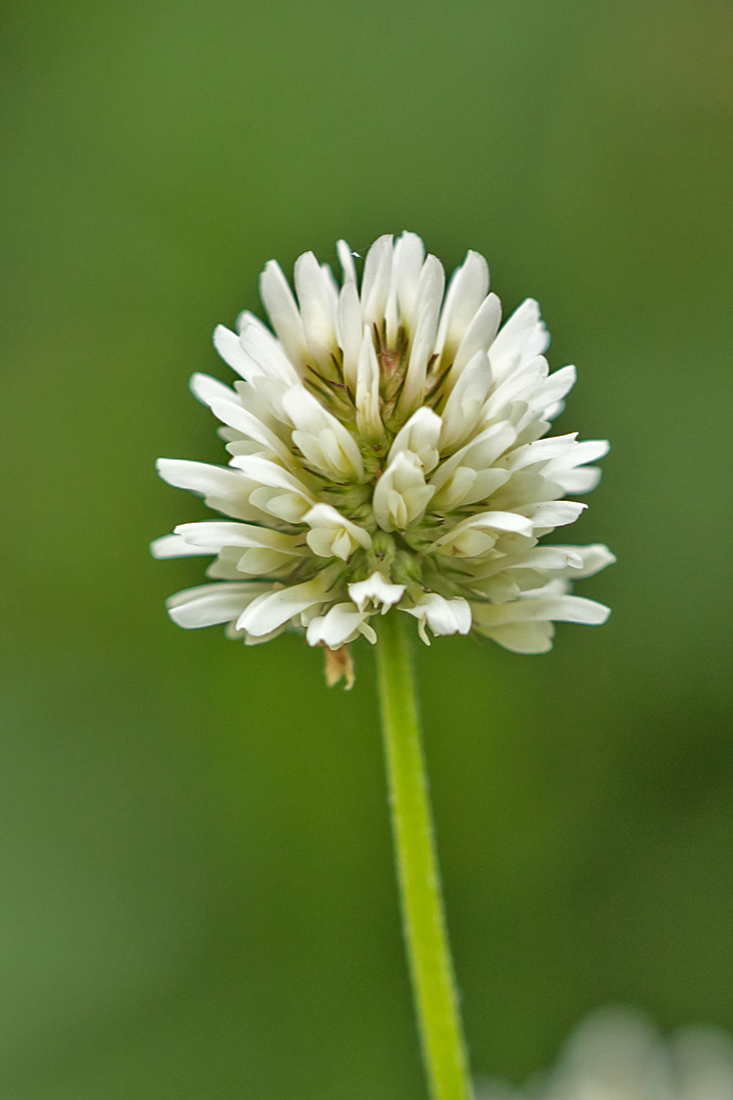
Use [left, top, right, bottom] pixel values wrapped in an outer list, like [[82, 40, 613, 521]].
[[2, 0, 732, 1096]]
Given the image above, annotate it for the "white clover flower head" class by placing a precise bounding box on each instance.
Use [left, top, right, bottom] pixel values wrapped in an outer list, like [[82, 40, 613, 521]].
[[152, 232, 614, 682], [475, 1007, 733, 1100]]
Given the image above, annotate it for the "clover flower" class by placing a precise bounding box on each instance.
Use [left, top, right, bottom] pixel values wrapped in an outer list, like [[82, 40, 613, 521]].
[[152, 232, 614, 671], [476, 1007, 733, 1100]]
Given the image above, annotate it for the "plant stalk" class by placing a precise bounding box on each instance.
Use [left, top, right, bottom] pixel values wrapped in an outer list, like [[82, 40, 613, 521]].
[[376, 611, 473, 1100]]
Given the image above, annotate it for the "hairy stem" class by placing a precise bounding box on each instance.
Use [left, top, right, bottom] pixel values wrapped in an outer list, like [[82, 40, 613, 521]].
[[376, 611, 473, 1100]]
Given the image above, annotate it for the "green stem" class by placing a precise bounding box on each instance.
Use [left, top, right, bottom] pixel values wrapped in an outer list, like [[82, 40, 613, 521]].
[[375, 611, 474, 1100]]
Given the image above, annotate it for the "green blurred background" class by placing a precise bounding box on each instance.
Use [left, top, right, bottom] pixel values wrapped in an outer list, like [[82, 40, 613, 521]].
[[1, 0, 732, 1096]]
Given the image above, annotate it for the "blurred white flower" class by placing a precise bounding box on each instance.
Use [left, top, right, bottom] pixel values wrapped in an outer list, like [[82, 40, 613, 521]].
[[475, 1007, 733, 1100], [153, 232, 614, 663]]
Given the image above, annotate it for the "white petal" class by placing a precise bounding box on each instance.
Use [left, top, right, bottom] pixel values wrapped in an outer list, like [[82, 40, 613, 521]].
[[388, 407, 442, 473], [455, 419, 518, 470], [460, 468, 513, 508], [439, 350, 493, 452], [321, 263, 340, 317], [303, 502, 370, 541], [385, 231, 426, 342], [304, 502, 372, 560], [305, 528, 345, 559], [156, 458, 263, 521], [550, 437, 609, 474], [207, 550, 257, 580], [397, 256, 445, 416], [213, 325, 256, 380], [373, 451, 435, 532], [239, 316, 301, 387], [294, 251, 339, 369], [259, 259, 310, 367], [547, 543, 616, 578], [355, 327, 385, 442], [539, 594, 613, 625], [337, 280, 363, 393], [464, 509, 534, 533], [166, 582, 271, 629], [552, 467, 602, 494], [479, 620, 555, 654], [483, 355, 550, 420], [234, 547, 300, 575], [489, 298, 550, 384], [237, 574, 334, 636], [348, 572, 405, 614], [429, 466, 510, 513], [247, 488, 309, 523], [449, 293, 502, 379], [361, 234, 393, 327], [241, 624, 289, 646], [336, 239, 357, 285], [503, 546, 584, 572], [435, 250, 489, 362], [502, 433, 579, 473], [543, 400, 566, 421], [231, 375, 292, 431], [403, 593, 472, 644], [428, 510, 533, 555], [282, 386, 365, 481], [430, 421, 517, 497], [411, 253, 446, 327], [192, 379, 298, 468], [174, 520, 307, 555], [306, 602, 374, 648], [517, 500, 587, 528], [471, 594, 610, 627], [190, 371, 239, 408], [544, 438, 610, 472], [519, 578, 571, 599], [392, 231, 426, 334], [151, 534, 220, 559], [529, 364, 576, 411], [229, 454, 317, 504]]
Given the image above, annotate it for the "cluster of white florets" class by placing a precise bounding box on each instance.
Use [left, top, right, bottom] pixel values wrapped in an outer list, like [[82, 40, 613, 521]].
[[476, 1008, 733, 1100], [153, 232, 613, 666]]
